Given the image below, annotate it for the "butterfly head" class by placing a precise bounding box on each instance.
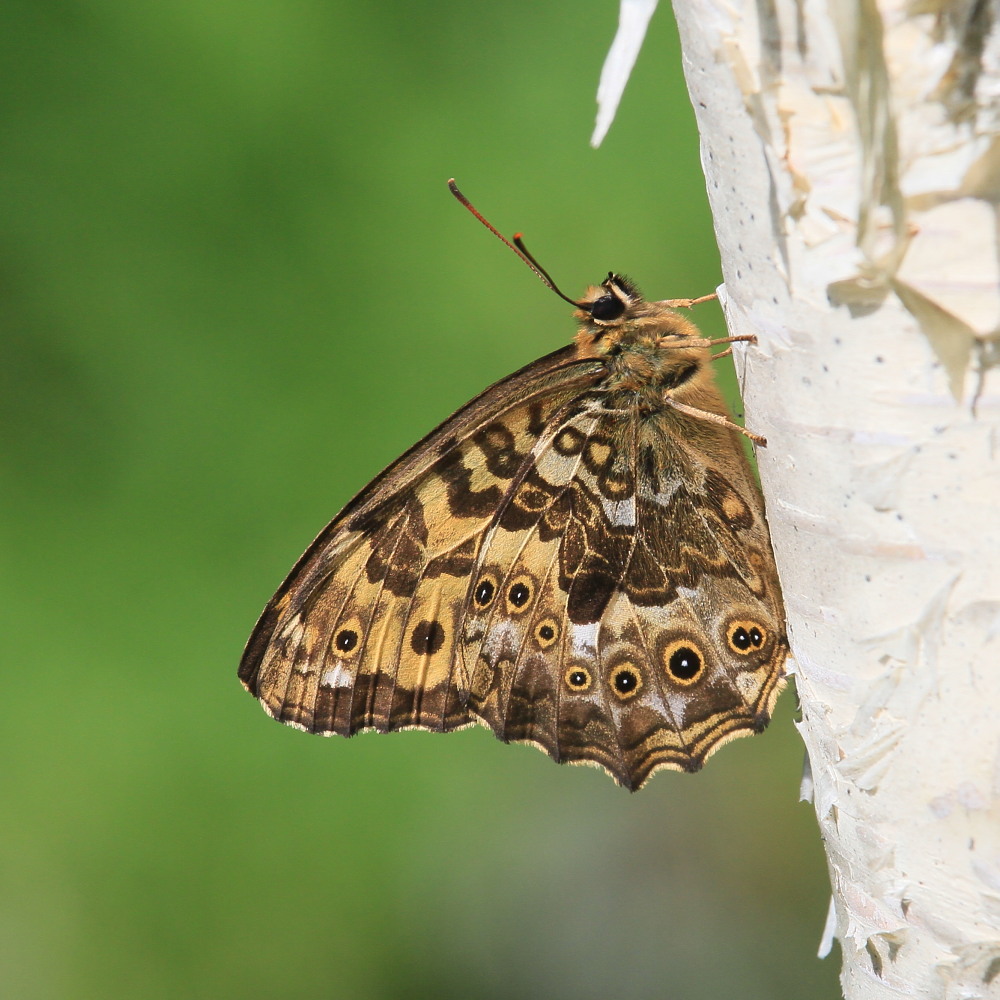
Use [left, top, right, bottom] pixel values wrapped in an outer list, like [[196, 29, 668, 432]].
[[574, 273, 704, 355], [577, 272, 639, 324]]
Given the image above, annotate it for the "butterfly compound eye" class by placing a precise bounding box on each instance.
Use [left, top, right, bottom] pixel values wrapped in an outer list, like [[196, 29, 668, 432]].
[[589, 294, 626, 322]]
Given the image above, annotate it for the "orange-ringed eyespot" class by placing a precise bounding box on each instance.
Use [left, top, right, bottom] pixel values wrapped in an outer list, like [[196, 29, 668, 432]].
[[535, 619, 559, 648], [506, 577, 532, 611], [727, 620, 767, 655], [610, 663, 642, 700], [335, 629, 358, 653], [661, 638, 704, 684], [474, 578, 495, 606]]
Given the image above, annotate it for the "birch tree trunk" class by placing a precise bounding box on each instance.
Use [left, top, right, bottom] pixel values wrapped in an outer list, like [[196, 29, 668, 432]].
[[656, 2, 1000, 997]]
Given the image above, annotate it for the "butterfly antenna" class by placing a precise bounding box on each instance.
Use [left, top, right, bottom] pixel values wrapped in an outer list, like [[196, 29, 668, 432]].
[[511, 234, 563, 293], [448, 179, 582, 308]]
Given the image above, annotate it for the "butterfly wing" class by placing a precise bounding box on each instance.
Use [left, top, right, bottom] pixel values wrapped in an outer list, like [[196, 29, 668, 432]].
[[460, 393, 788, 789], [238, 347, 607, 736], [240, 346, 787, 790]]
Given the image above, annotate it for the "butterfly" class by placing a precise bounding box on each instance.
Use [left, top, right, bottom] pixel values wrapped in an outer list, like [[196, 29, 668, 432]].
[[238, 181, 788, 790]]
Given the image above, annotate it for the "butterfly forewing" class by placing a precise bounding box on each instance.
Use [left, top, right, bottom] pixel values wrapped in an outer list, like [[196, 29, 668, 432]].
[[239, 348, 607, 736]]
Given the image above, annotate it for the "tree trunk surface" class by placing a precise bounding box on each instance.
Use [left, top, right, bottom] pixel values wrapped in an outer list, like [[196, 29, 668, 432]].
[[669, 1, 1000, 997]]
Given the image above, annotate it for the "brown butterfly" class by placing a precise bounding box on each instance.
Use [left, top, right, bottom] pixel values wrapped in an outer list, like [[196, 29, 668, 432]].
[[238, 181, 788, 790]]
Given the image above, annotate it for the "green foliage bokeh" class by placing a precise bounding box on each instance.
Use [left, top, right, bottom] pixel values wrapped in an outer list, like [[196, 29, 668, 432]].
[[0, 3, 838, 998]]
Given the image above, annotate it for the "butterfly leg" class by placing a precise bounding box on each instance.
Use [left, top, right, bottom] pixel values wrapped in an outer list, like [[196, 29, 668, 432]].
[[708, 334, 758, 360], [704, 334, 757, 348], [655, 334, 757, 354], [664, 396, 767, 446], [659, 292, 718, 309]]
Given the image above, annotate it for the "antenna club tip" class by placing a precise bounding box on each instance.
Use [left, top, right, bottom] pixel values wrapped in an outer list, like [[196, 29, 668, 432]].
[[448, 179, 469, 206], [513, 232, 523, 240]]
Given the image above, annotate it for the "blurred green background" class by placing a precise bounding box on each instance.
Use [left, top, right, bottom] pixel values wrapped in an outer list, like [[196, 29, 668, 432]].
[[1, 3, 838, 998]]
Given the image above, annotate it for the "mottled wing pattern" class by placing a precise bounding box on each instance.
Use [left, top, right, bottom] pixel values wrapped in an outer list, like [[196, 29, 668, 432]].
[[238, 347, 607, 736], [241, 345, 787, 790], [461, 397, 787, 789]]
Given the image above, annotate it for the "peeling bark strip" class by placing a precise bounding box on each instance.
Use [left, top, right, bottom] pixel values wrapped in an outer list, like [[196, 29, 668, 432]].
[[662, 0, 1000, 996]]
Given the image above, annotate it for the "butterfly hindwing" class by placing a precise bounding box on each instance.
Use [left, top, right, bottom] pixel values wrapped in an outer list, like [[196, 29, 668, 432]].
[[459, 393, 786, 788]]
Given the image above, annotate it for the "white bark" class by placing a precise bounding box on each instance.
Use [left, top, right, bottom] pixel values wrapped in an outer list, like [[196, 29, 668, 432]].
[[604, 1, 1000, 997], [592, 0, 660, 147]]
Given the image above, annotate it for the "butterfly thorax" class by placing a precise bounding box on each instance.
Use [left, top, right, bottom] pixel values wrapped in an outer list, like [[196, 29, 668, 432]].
[[573, 276, 723, 417]]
